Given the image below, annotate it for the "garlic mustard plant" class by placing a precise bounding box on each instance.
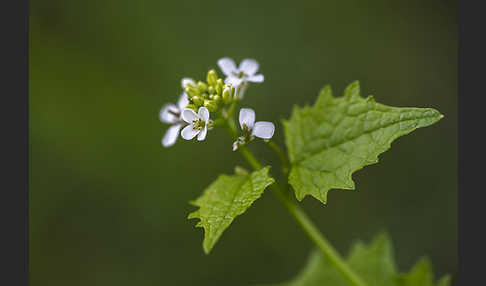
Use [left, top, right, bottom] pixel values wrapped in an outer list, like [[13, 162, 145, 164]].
[[158, 58, 448, 286]]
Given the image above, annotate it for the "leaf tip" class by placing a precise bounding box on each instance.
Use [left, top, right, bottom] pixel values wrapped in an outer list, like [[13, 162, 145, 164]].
[[315, 84, 334, 106], [411, 256, 433, 271], [318, 84, 332, 96], [202, 232, 219, 254], [426, 108, 445, 126], [187, 211, 197, 220], [374, 230, 392, 242], [203, 244, 212, 255], [344, 80, 360, 99]]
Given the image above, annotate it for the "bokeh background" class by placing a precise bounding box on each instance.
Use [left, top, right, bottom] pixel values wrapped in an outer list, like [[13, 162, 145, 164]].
[[30, 0, 457, 285]]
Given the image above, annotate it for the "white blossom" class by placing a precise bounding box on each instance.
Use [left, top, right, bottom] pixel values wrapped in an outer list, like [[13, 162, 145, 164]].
[[233, 108, 274, 150], [160, 92, 189, 147], [238, 108, 274, 139], [181, 107, 211, 141], [217, 58, 264, 88]]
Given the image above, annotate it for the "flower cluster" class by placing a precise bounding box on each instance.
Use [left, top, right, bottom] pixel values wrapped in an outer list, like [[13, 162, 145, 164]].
[[160, 57, 274, 149]]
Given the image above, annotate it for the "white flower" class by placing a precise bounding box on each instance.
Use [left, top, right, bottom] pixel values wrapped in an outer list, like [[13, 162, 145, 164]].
[[160, 92, 189, 147], [217, 58, 264, 88], [238, 108, 275, 139], [181, 107, 211, 141]]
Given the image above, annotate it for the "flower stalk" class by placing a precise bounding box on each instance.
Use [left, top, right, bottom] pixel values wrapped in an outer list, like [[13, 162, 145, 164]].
[[266, 140, 290, 175]]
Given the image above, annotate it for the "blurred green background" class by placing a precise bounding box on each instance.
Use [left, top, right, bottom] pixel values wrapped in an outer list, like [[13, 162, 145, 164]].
[[30, 0, 457, 285]]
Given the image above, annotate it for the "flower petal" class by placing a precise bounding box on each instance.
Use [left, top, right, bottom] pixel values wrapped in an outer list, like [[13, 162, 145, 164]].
[[159, 104, 179, 124], [247, 74, 264, 83], [197, 126, 207, 141], [252, 121, 275, 139], [177, 92, 189, 110], [239, 59, 259, 76], [239, 108, 255, 130], [217, 57, 238, 76], [181, 108, 198, 123], [181, 125, 200, 140], [225, 76, 243, 87], [181, 78, 195, 88], [198, 107, 210, 122], [162, 124, 182, 147]]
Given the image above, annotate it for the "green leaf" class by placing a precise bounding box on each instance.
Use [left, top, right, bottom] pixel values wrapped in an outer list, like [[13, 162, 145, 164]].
[[283, 81, 443, 204], [347, 233, 396, 286], [263, 233, 450, 286], [188, 166, 275, 254], [395, 258, 451, 286]]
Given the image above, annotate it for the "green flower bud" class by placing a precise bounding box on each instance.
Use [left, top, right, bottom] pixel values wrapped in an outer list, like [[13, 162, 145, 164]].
[[217, 78, 224, 87], [212, 95, 221, 103], [216, 79, 224, 95], [185, 87, 199, 98], [204, 100, 218, 112], [208, 86, 215, 95], [215, 84, 222, 95], [192, 96, 204, 106], [207, 69, 218, 86], [197, 81, 208, 93], [222, 87, 231, 104]]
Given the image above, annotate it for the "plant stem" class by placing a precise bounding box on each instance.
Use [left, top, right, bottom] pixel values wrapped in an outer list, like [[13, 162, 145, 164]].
[[266, 140, 290, 175], [225, 117, 368, 286]]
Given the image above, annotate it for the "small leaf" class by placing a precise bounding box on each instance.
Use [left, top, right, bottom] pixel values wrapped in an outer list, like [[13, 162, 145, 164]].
[[188, 166, 275, 254], [347, 233, 397, 286], [395, 258, 451, 286], [263, 233, 450, 286], [283, 81, 443, 204]]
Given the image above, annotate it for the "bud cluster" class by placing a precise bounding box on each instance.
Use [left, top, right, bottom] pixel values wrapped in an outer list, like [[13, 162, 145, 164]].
[[184, 70, 236, 112]]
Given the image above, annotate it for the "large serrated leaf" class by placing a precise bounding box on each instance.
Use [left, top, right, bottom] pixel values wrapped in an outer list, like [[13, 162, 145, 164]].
[[283, 81, 443, 204], [262, 233, 450, 286], [188, 166, 275, 254]]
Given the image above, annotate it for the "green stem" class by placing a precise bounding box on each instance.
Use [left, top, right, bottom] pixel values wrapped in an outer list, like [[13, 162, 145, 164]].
[[271, 189, 368, 286], [225, 117, 368, 286], [266, 140, 290, 175]]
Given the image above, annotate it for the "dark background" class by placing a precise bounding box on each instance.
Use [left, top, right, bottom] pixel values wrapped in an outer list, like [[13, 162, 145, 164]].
[[30, 0, 457, 285]]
